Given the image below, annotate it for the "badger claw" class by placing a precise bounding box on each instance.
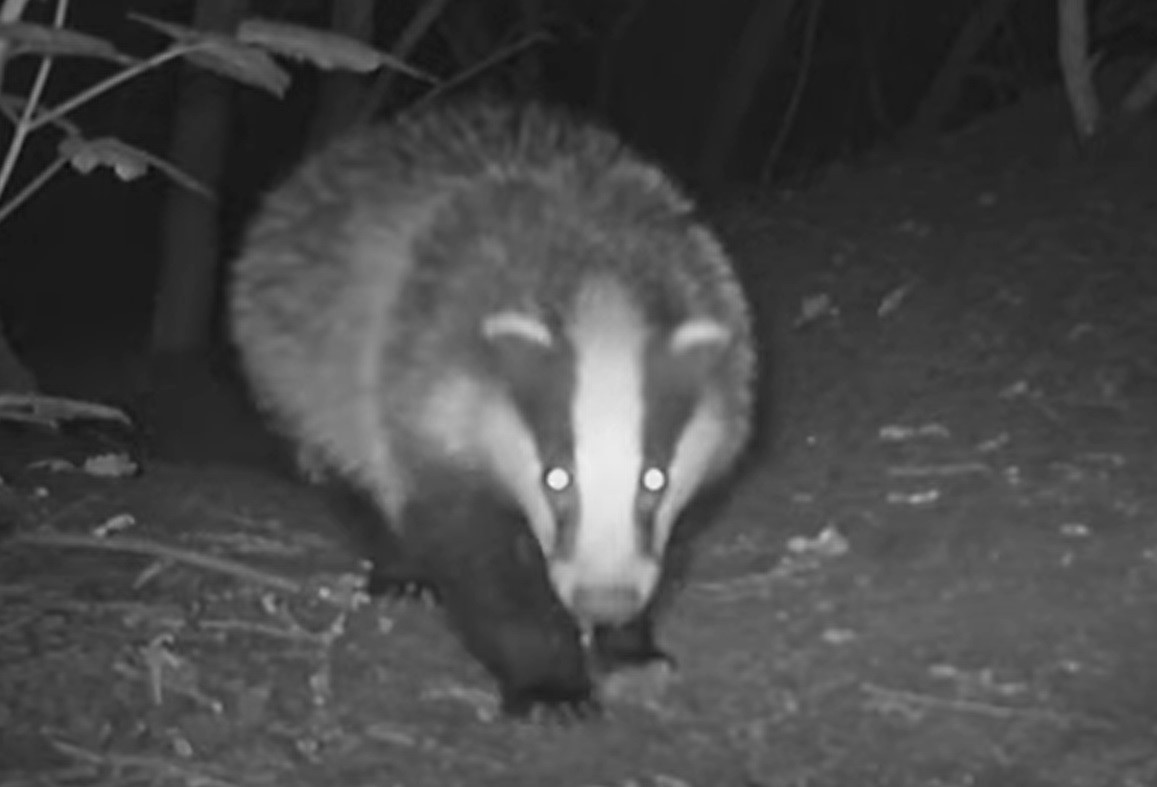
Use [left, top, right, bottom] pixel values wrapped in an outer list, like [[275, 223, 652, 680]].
[[366, 572, 442, 606], [501, 684, 602, 723]]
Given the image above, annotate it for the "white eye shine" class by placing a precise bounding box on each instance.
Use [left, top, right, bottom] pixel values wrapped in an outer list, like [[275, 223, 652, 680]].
[[641, 466, 667, 493], [544, 466, 572, 492]]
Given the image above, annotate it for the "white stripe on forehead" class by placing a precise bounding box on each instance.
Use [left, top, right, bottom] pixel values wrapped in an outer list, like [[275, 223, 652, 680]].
[[568, 276, 646, 579]]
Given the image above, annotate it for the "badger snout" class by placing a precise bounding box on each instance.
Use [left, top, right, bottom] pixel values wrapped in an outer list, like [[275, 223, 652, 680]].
[[569, 583, 643, 625], [551, 556, 660, 625]]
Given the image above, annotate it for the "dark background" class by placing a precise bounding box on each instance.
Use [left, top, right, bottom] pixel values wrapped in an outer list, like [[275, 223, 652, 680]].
[[0, 0, 1149, 356]]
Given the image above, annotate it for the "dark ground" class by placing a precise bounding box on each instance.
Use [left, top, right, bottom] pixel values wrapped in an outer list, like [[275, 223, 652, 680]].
[[2, 90, 1157, 787]]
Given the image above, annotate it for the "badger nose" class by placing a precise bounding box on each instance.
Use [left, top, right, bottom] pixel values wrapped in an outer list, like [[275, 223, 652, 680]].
[[569, 584, 643, 625]]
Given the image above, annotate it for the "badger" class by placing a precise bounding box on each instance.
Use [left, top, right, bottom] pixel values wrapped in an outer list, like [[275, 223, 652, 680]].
[[229, 97, 758, 720]]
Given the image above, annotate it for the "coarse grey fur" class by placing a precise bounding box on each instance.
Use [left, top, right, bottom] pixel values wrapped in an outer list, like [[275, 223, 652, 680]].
[[228, 96, 758, 718], [231, 98, 755, 526]]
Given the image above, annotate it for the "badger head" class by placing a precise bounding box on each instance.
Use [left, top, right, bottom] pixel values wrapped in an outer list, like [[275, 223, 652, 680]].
[[427, 273, 750, 629]]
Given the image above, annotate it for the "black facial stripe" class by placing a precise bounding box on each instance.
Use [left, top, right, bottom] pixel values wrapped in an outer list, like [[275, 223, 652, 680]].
[[482, 326, 578, 556], [640, 332, 703, 554], [643, 333, 702, 457]]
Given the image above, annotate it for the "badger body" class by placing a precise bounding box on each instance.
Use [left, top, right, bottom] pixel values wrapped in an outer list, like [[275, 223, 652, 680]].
[[230, 98, 758, 718]]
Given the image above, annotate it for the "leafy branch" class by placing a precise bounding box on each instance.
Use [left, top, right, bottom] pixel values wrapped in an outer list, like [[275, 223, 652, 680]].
[[0, 0, 434, 228]]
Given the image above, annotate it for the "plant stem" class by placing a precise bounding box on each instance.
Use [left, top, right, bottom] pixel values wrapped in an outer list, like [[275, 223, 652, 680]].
[[0, 93, 82, 134], [0, 151, 65, 224], [28, 41, 203, 134], [0, 0, 36, 92], [409, 29, 550, 113], [0, 0, 68, 208], [0, 0, 34, 23]]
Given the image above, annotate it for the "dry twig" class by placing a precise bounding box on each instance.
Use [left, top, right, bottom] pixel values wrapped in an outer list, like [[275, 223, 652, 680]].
[[862, 682, 1113, 729], [8, 529, 303, 595], [48, 739, 244, 787]]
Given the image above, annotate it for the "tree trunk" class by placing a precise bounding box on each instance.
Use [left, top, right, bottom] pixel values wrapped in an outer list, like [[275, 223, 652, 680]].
[[1122, 56, 1157, 116], [306, 0, 375, 151], [902, 0, 1016, 144], [0, 322, 35, 393], [149, 0, 247, 355], [696, 0, 800, 188], [759, 0, 825, 183], [594, 0, 652, 115], [855, 0, 894, 132], [511, 0, 545, 96], [0, 0, 43, 392], [1057, 0, 1099, 139]]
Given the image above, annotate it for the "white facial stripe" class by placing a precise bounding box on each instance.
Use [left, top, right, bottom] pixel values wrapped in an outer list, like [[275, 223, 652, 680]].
[[567, 278, 647, 587], [482, 310, 553, 348], [418, 374, 555, 553], [654, 394, 730, 550]]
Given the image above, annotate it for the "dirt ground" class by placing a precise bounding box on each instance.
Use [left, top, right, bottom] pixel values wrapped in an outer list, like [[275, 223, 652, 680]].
[[3, 93, 1157, 787]]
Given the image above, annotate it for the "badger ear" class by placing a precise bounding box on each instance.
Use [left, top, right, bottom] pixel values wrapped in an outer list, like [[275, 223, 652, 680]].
[[481, 311, 554, 349], [669, 318, 731, 378], [481, 310, 556, 390], [670, 318, 731, 355]]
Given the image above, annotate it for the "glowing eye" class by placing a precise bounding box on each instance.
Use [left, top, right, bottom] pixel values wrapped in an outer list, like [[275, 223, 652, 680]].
[[641, 467, 667, 493], [543, 466, 572, 492]]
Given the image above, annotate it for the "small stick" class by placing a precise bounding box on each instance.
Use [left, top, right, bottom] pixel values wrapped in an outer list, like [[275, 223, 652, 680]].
[[8, 529, 303, 595], [694, 568, 784, 595], [886, 461, 993, 478], [49, 739, 243, 787], [862, 682, 1113, 729]]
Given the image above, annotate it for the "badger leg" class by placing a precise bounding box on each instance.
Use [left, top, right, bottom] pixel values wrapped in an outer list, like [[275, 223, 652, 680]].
[[366, 538, 441, 603], [402, 491, 597, 720], [311, 474, 439, 602], [591, 615, 674, 672]]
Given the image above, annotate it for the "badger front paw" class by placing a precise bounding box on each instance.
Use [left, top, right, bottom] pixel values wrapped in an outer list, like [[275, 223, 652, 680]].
[[500, 677, 602, 723], [366, 568, 441, 606], [591, 616, 676, 673]]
